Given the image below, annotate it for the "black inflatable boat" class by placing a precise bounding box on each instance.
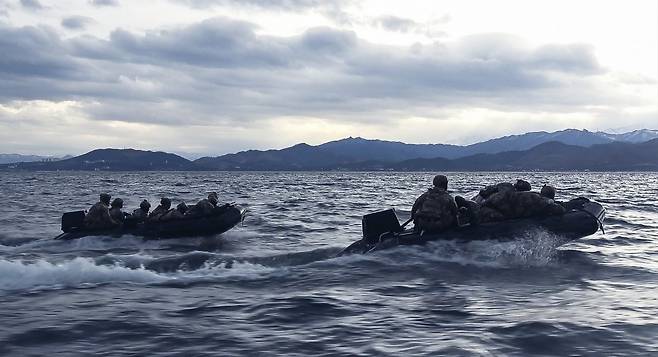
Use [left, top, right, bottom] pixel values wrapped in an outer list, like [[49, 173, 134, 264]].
[[338, 197, 605, 256], [54, 204, 247, 240]]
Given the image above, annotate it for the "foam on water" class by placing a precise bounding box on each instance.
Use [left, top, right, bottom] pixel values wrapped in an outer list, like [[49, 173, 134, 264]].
[[0, 255, 276, 293], [0, 257, 165, 292], [328, 229, 565, 270]]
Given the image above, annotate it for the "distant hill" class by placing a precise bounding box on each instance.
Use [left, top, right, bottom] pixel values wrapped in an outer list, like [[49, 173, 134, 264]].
[[0, 154, 71, 164], [386, 139, 658, 171], [317, 137, 462, 162], [196, 129, 658, 169], [194, 143, 352, 170], [3, 149, 197, 171]]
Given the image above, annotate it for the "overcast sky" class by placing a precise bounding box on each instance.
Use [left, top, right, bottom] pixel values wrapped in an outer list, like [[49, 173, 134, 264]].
[[0, 0, 656, 157]]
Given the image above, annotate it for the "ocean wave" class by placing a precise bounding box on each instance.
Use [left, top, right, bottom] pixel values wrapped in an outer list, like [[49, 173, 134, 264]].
[[0, 255, 276, 293], [0, 257, 164, 292]]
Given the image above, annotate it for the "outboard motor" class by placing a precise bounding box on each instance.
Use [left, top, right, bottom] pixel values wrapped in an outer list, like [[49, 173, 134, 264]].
[[61, 211, 86, 232], [362, 209, 402, 244]]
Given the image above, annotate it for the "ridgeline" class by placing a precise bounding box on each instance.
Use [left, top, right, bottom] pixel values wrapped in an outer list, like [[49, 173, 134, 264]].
[[2, 129, 657, 171]]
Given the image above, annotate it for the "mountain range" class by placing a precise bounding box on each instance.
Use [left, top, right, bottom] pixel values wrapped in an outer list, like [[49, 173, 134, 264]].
[[196, 129, 658, 170], [2, 129, 657, 171]]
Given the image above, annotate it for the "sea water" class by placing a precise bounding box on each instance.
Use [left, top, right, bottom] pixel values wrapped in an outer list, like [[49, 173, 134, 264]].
[[1, 172, 657, 356]]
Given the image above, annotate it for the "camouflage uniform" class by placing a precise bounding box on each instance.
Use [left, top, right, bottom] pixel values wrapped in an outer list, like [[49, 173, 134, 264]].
[[479, 206, 506, 223], [132, 208, 149, 221], [456, 197, 481, 226], [474, 182, 514, 204], [161, 203, 188, 221], [412, 187, 459, 233], [505, 191, 566, 219], [130, 200, 151, 222], [148, 205, 170, 221], [186, 200, 214, 217], [84, 201, 119, 230], [186, 193, 219, 218], [161, 209, 184, 221], [481, 184, 516, 218], [109, 207, 125, 223]]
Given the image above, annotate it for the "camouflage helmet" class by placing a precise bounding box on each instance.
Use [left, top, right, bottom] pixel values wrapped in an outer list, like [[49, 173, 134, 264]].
[[432, 175, 448, 189], [111, 198, 123, 208], [177, 202, 188, 213], [540, 185, 556, 199], [479, 185, 497, 199], [495, 182, 515, 193], [160, 197, 172, 208], [208, 192, 219, 205], [513, 179, 531, 192], [99, 193, 111, 204], [139, 199, 151, 210]]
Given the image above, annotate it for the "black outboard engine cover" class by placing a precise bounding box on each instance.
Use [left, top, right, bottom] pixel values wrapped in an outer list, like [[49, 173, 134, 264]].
[[362, 209, 401, 244], [62, 211, 86, 232]]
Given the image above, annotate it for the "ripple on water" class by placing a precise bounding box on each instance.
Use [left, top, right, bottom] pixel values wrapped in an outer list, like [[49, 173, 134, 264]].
[[0, 171, 657, 355]]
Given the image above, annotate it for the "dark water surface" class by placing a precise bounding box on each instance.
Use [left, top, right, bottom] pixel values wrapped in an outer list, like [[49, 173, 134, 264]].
[[1, 172, 657, 356]]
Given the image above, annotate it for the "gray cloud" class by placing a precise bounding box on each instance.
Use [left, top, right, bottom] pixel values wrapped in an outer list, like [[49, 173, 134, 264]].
[[89, 0, 119, 7], [0, 17, 614, 129], [61, 15, 95, 30], [172, 0, 353, 25], [0, 2, 10, 17], [0, 25, 79, 80], [20, 0, 42, 10], [175, 0, 337, 10], [374, 16, 418, 33]]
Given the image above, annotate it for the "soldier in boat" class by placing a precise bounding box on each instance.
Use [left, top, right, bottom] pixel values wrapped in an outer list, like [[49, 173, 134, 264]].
[[84, 193, 120, 230], [149, 197, 172, 221], [411, 175, 459, 233]]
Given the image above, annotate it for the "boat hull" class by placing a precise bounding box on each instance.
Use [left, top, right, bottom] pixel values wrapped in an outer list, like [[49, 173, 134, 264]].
[[54, 205, 246, 240], [339, 200, 605, 255]]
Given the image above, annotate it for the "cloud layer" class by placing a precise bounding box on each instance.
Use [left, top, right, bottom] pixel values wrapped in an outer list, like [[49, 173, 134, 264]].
[[0, 0, 655, 156]]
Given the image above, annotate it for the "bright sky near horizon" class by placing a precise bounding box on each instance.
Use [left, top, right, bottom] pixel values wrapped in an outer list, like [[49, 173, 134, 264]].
[[0, 0, 656, 156]]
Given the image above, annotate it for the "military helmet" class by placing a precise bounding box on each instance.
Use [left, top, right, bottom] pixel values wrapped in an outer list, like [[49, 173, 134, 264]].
[[479, 185, 497, 199], [540, 185, 556, 199], [177, 202, 188, 213], [111, 198, 123, 208], [514, 179, 531, 192], [100, 193, 111, 204], [454, 195, 466, 207], [432, 175, 448, 189], [208, 192, 219, 205], [140, 199, 151, 210], [161, 197, 172, 208]]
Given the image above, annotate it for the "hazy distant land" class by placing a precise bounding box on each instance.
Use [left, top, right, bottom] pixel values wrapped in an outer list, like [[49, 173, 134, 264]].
[[2, 129, 657, 171]]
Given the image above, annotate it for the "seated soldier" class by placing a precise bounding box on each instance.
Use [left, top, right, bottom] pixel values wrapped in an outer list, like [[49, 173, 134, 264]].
[[495, 183, 566, 220], [411, 175, 459, 233], [84, 193, 120, 230], [186, 192, 219, 218], [148, 197, 172, 221], [480, 182, 516, 219], [161, 202, 189, 221], [540, 185, 566, 216], [131, 200, 151, 222], [513, 179, 531, 192], [455, 196, 480, 226], [477, 180, 533, 221], [109, 198, 126, 223], [473, 182, 514, 204]]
